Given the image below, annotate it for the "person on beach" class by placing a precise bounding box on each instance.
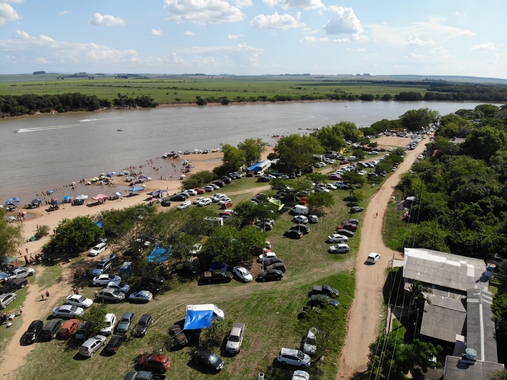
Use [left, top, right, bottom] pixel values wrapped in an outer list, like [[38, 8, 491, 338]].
[[45, 290, 50, 298], [19, 306, 23, 314], [41, 294, 44, 301]]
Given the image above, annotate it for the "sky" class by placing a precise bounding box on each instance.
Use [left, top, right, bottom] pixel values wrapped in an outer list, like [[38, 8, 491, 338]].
[[0, 0, 506, 78]]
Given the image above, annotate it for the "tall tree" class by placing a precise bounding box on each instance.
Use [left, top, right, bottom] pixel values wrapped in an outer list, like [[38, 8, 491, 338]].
[[274, 134, 324, 172], [399, 108, 439, 131], [0, 209, 23, 258], [237, 138, 266, 166]]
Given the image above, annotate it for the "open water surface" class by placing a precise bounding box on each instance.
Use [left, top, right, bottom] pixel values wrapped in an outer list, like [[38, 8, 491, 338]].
[[0, 101, 487, 203]]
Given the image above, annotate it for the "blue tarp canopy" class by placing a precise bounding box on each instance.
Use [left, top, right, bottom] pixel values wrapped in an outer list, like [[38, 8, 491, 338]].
[[129, 185, 144, 193], [184, 309, 214, 330], [147, 246, 172, 263]]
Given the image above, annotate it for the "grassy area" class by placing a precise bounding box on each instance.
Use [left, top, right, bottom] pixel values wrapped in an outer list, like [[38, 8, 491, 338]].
[[35, 263, 64, 290], [0, 281, 30, 353], [14, 172, 385, 380], [0, 75, 429, 105], [382, 189, 413, 252]]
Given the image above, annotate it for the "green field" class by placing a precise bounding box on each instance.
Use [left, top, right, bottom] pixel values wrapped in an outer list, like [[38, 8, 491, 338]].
[[0, 74, 429, 105], [10, 168, 377, 380]]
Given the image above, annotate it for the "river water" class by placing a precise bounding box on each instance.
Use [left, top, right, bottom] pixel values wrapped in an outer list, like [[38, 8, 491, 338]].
[[0, 101, 486, 204]]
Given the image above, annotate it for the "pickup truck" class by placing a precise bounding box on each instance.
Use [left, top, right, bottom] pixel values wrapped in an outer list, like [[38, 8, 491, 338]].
[[311, 284, 340, 298], [0, 278, 28, 294], [202, 270, 233, 283], [226, 322, 245, 354]]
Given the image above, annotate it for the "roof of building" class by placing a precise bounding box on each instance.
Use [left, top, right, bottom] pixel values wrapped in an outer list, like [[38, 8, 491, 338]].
[[420, 294, 467, 343], [465, 288, 498, 363], [403, 248, 487, 292], [444, 355, 504, 380]]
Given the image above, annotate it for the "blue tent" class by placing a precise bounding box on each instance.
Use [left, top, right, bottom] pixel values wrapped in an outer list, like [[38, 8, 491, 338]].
[[129, 185, 144, 193], [184, 309, 214, 330], [147, 246, 172, 263]]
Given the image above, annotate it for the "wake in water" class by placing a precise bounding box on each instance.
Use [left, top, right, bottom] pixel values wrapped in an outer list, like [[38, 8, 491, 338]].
[[15, 117, 124, 133]]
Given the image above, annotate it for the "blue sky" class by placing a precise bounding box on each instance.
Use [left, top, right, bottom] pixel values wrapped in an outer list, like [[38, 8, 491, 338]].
[[0, 0, 506, 78]]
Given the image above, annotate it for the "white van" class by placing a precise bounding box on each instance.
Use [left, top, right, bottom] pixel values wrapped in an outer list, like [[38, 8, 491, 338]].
[[291, 205, 308, 215]]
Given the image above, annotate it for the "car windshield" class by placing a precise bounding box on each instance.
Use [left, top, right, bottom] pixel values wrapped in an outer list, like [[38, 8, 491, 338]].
[[296, 351, 305, 360], [306, 337, 317, 345], [208, 353, 218, 364], [229, 336, 239, 342]]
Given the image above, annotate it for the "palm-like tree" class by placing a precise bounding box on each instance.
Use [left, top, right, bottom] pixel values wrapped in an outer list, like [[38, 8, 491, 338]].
[[408, 281, 432, 309]]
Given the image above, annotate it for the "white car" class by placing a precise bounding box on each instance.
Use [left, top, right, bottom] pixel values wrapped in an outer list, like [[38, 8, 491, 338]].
[[293, 215, 308, 224], [89, 242, 107, 256], [197, 198, 212, 207], [326, 234, 349, 243], [326, 184, 337, 190], [79, 335, 107, 357], [177, 200, 191, 210], [92, 274, 121, 286], [99, 313, 116, 336], [303, 327, 318, 356], [53, 305, 84, 318], [258, 251, 277, 263], [358, 170, 367, 176], [328, 244, 350, 254], [184, 189, 197, 196], [105, 282, 130, 293], [193, 197, 206, 204], [9, 267, 35, 279], [211, 193, 226, 202], [367, 252, 381, 264], [0, 293, 16, 309], [308, 215, 319, 224], [218, 197, 232, 205], [277, 348, 311, 369], [128, 290, 153, 303], [232, 266, 253, 282], [292, 371, 310, 380], [65, 294, 93, 308]]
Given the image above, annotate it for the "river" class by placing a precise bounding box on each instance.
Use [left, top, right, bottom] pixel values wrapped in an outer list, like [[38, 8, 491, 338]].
[[0, 101, 487, 204]]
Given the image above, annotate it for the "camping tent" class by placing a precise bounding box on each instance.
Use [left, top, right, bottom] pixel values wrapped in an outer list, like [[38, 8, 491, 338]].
[[129, 185, 144, 194], [184, 304, 224, 330], [147, 246, 172, 263]]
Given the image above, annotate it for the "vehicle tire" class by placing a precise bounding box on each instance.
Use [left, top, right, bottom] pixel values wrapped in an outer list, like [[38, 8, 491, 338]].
[[277, 277, 282, 281], [281, 361, 287, 366], [300, 364, 307, 369], [261, 278, 265, 282]]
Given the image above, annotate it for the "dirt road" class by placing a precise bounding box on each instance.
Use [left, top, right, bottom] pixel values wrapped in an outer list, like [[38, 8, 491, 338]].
[[337, 138, 428, 379]]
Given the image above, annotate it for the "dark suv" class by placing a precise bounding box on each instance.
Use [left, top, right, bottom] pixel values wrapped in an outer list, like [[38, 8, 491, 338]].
[[24, 320, 44, 344], [132, 314, 153, 337], [40, 319, 64, 340]]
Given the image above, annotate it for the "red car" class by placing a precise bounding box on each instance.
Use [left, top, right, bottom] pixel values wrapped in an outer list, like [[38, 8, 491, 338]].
[[195, 188, 206, 194], [139, 353, 172, 372], [336, 223, 357, 232], [340, 160, 349, 165], [58, 319, 80, 339]]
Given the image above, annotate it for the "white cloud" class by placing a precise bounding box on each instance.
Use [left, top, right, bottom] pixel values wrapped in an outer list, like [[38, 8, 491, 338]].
[[228, 34, 244, 39], [164, 0, 246, 24], [409, 52, 423, 59], [431, 46, 451, 57], [184, 31, 195, 36], [0, 2, 21, 25], [324, 7, 363, 35], [301, 35, 349, 43], [35, 57, 49, 64], [250, 11, 303, 30], [59, 10, 70, 15], [90, 13, 125, 27], [407, 34, 435, 46], [263, 0, 324, 10], [150, 29, 163, 36], [471, 42, 497, 51]]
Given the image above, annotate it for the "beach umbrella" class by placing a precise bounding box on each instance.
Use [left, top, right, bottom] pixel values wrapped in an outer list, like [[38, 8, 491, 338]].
[[63, 196, 71, 202], [0, 256, 16, 265], [76, 194, 88, 200]]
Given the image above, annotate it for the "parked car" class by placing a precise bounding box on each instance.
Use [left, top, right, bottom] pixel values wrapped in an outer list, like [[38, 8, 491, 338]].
[[24, 320, 44, 344], [292, 370, 311, 380], [58, 319, 80, 339], [124, 372, 167, 380], [105, 282, 130, 294], [266, 262, 286, 273], [8, 266, 35, 279], [284, 229, 303, 239], [291, 224, 310, 234], [52, 305, 84, 318], [92, 274, 121, 286], [40, 319, 64, 340], [79, 335, 107, 357], [169, 324, 188, 348], [105, 333, 126, 354], [349, 206, 364, 213], [328, 244, 350, 254], [91, 257, 114, 276], [258, 251, 277, 263], [232, 266, 253, 282], [344, 218, 359, 225], [129, 290, 153, 303], [89, 242, 108, 256], [308, 215, 319, 223], [169, 193, 188, 202], [97, 288, 125, 303], [277, 348, 311, 369], [366, 252, 380, 264], [99, 313, 117, 336], [197, 198, 212, 207], [65, 294, 93, 308], [139, 353, 171, 373], [326, 234, 349, 243], [116, 312, 135, 333], [0, 292, 16, 309], [132, 314, 153, 337], [0, 278, 27, 294], [309, 295, 339, 308], [335, 229, 354, 238], [192, 347, 224, 372], [135, 282, 161, 294], [177, 200, 191, 210], [160, 198, 171, 207], [311, 285, 340, 298], [257, 269, 283, 282], [336, 223, 357, 232], [226, 322, 246, 354], [302, 327, 318, 356], [293, 215, 309, 224]]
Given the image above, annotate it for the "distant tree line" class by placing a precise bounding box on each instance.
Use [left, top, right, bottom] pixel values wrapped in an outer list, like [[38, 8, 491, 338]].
[[0, 92, 157, 117], [424, 83, 507, 101]]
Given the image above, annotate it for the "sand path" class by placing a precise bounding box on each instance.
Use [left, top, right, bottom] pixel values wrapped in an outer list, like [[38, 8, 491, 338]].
[[336, 136, 428, 379]]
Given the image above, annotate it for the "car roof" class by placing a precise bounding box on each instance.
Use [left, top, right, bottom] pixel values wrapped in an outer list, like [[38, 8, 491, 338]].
[[139, 314, 152, 321]]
